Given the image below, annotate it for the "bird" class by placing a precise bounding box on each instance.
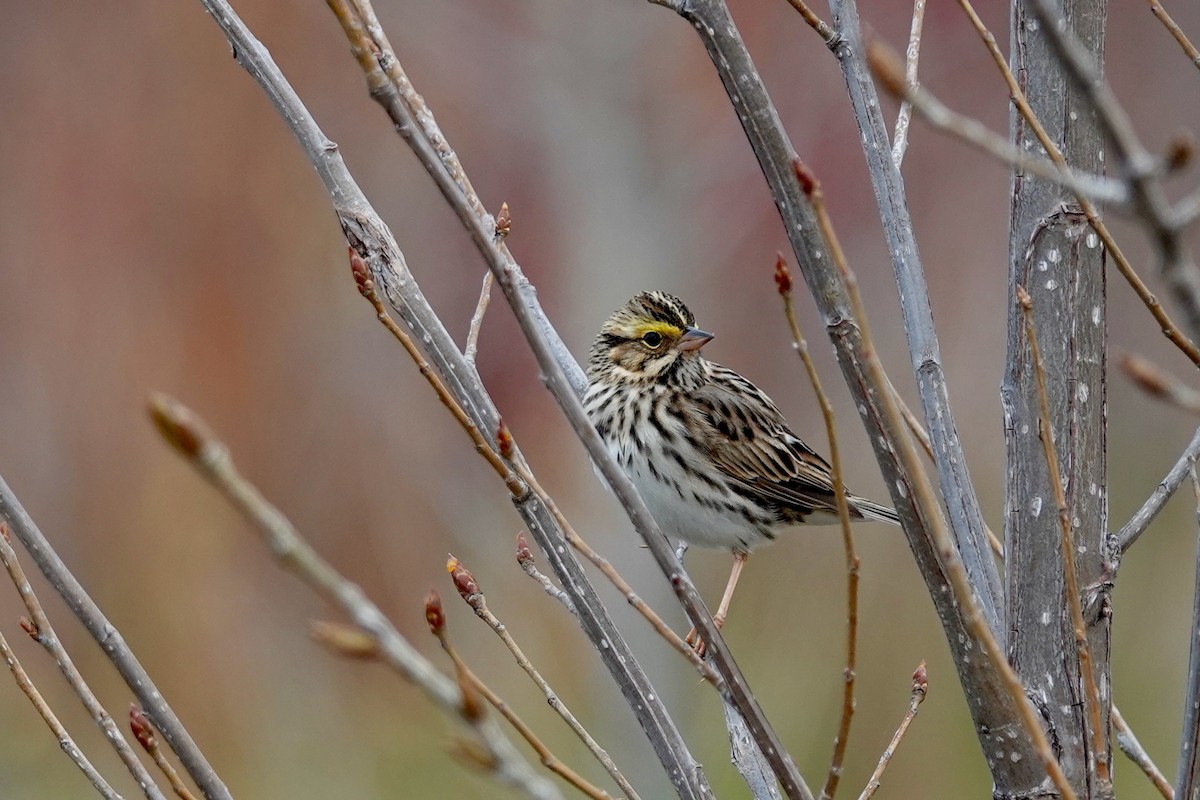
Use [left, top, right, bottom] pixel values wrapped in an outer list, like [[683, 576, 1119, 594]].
[[584, 291, 899, 653]]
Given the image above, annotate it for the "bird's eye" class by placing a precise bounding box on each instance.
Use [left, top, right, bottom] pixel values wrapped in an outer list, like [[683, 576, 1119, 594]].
[[641, 331, 664, 348]]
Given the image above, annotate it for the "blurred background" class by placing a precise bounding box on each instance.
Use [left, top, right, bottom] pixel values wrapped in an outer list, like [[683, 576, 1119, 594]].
[[1, 1, 1199, 797]]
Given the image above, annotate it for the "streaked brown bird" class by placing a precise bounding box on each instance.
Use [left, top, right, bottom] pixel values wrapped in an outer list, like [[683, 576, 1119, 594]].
[[584, 291, 898, 651]]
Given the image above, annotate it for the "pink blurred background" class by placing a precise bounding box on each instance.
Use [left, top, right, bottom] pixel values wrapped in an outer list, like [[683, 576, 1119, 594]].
[[1, 1, 1199, 797]]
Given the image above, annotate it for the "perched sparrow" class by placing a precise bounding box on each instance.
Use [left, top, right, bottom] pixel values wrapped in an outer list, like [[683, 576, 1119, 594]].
[[584, 291, 898, 650]]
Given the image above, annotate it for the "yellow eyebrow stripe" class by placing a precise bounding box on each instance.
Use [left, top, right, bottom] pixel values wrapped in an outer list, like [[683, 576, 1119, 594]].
[[633, 321, 683, 337]]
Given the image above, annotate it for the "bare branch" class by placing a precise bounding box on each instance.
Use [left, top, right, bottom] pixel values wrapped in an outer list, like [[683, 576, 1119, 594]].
[[1121, 352, 1200, 414], [824, 0, 1006, 635], [1111, 704, 1173, 799], [1177, 463, 1200, 800], [869, 44, 1128, 206], [775, 251, 859, 800], [1147, 0, 1200, 71], [955, 0, 1200, 369], [516, 533, 577, 616], [0, 482, 229, 800], [0, 625, 123, 800], [1116, 425, 1200, 554], [890, 0, 926, 170], [148, 394, 562, 800], [1029, 0, 1200, 345], [856, 662, 928, 800], [0, 528, 168, 800], [448, 558, 640, 800], [465, 271, 495, 366], [194, 1, 715, 791], [130, 709, 200, 800], [1017, 285, 1110, 786], [424, 592, 613, 800]]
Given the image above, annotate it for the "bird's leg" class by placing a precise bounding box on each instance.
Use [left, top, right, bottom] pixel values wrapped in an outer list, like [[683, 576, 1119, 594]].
[[686, 552, 749, 656]]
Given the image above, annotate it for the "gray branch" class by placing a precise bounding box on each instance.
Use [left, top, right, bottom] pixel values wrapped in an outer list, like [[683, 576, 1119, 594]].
[[0, 475, 232, 800], [1178, 465, 1200, 800], [825, 0, 1004, 635], [195, 1, 714, 796], [1116, 425, 1200, 555], [1003, 2, 1110, 796], [651, 0, 1046, 784]]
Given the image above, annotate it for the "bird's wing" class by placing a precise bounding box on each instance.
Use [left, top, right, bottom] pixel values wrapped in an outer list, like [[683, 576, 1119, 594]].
[[689, 365, 857, 520]]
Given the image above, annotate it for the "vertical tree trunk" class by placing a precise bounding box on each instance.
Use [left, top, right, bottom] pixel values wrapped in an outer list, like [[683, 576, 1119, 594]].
[[1003, 1, 1111, 798]]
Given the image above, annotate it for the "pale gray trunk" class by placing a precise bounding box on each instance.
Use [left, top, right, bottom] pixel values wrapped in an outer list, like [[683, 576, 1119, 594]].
[[1003, 2, 1111, 798]]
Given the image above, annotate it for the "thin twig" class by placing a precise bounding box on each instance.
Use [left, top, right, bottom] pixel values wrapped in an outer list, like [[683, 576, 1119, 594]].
[[1111, 704, 1173, 799], [424, 592, 613, 800], [0, 480, 229, 800], [952, 0, 1200, 369], [774, 255, 858, 800], [1017, 285, 1109, 786], [130, 708, 200, 800], [0, 527, 168, 800], [798, 159, 1077, 800], [506, 457, 722, 688], [1029, 0, 1200, 351], [891, 0, 926, 170], [856, 662, 928, 800], [348, 250, 526, 497], [447, 559, 640, 800], [516, 533, 577, 616], [1115, 425, 1200, 554], [1179, 463, 1200, 800], [1147, 0, 1200, 71], [869, 44, 1128, 206], [0, 624, 123, 800], [781, 0, 834, 43], [148, 394, 562, 800], [465, 271, 494, 365], [1120, 352, 1200, 414]]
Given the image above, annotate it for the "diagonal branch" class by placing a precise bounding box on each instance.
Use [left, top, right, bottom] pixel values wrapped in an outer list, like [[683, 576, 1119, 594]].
[[0, 480, 230, 800], [193, 3, 716, 797], [148, 395, 562, 800], [1116, 425, 1200, 555]]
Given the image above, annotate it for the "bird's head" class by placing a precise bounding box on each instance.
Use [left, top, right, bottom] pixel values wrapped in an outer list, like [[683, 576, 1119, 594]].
[[587, 292, 714, 385]]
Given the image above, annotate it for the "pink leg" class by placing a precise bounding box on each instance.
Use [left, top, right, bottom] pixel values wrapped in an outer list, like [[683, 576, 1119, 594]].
[[687, 552, 749, 656]]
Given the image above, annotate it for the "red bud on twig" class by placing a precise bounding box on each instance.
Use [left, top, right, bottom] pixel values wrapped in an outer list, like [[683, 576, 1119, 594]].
[[425, 589, 446, 637], [494, 202, 512, 240], [496, 421, 514, 460], [130, 706, 156, 752], [774, 253, 793, 296], [515, 533, 534, 567], [447, 555, 481, 600], [349, 248, 374, 298]]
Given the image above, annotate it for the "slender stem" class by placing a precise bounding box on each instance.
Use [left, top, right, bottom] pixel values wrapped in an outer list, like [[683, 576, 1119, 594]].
[[776, 256, 858, 800], [1177, 464, 1200, 800], [0, 479, 229, 800], [0, 528, 167, 800], [856, 662, 927, 800], [130, 708, 200, 800], [0, 624, 123, 800], [449, 559, 640, 800], [1147, 0, 1200, 70], [869, 45, 1127, 206], [1120, 352, 1200, 415], [803, 163, 1077, 800], [1111, 704, 1173, 799], [465, 271, 494, 365], [148, 395, 562, 800], [1017, 286, 1109, 786], [1116, 425, 1200, 554], [955, 0, 1200, 369], [890, 0, 926, 170]]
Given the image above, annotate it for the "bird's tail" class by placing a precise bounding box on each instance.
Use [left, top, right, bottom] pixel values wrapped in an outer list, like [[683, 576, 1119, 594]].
[[851, 496, 901, 525]]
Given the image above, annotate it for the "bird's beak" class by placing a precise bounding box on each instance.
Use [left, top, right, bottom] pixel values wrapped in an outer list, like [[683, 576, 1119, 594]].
[[675, 326, 714, 352]]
